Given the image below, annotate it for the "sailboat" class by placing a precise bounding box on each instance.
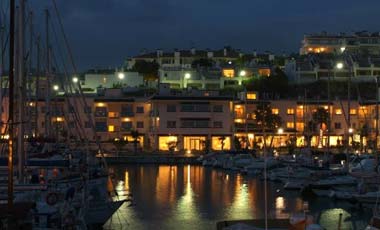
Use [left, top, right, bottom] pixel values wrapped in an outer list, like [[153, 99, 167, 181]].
[[0, 0, 126, 228]]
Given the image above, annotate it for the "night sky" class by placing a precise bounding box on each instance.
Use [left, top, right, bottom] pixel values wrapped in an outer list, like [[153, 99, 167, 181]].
[[8, 0, 380, 70]]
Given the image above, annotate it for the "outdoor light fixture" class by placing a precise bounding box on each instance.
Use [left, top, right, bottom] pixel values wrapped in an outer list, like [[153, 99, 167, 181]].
[[277, 128, 284, 134], [72, 77, 79, 83], [340, 46, 346, 53], [348, 128, 354, 133], [228, 61, 232, 65], [118, 72, 125, 79], [336, 62, 344, 69], [239, 70, 246, 77], [184, 73, 191, 79], [53, 85, 59, 91]]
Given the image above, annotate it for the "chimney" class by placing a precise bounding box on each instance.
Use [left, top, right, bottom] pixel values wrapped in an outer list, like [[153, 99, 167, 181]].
[[191, 47, 196, 55]]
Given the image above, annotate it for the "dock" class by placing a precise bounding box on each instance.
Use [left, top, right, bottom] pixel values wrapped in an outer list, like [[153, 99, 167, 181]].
[[98, 154, 201, 165]]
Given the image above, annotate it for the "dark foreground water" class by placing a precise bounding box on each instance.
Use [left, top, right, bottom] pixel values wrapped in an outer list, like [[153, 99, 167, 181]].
[[104, 165, 371, 230]]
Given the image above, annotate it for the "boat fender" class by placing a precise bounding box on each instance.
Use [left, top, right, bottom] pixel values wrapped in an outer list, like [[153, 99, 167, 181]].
[[46, 192, 59, 206]]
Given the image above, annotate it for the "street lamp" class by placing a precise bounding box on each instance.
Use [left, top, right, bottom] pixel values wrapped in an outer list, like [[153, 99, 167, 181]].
[[72, 77, 78, 83], [336, 62, 344, 70], [184, 73, 191, 88], [118, 72, 125, 79], [53, 85, 59, 91], [277, 128, 284, 147], [239, 70, 247, 77], [340, 46, 346, 53]]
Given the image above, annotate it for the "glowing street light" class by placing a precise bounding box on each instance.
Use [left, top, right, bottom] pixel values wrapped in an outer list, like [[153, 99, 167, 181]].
[[239, 70, 247, 77], [336, 62, 344, 69], [348, 128, 354, 134], [340, 46, 346, 53], [72, 77, 79, 83], [118, 72, 125, 79], [184, 73, 191, 79], [277, 128, 284, 134], [53, 85, 59, 91]]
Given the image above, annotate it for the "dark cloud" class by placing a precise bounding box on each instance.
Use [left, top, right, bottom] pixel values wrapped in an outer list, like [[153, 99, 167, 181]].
[[20, 0, 380, 71]]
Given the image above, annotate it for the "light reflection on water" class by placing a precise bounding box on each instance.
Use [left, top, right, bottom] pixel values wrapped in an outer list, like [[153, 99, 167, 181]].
[[105, 165, 371, 230]]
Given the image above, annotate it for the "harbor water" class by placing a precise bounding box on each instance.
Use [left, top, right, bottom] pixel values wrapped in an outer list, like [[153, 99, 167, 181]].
[[105, 165, 371, 230]]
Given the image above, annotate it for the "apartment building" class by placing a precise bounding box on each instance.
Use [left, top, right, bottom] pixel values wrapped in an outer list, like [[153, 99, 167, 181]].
[[300, 31, 380, 55], [150, 85, 234, 152]]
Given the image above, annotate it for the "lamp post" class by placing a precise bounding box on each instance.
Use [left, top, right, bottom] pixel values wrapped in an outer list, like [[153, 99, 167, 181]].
[[278, 128, 284, 148], [184, 72, 191, 88]]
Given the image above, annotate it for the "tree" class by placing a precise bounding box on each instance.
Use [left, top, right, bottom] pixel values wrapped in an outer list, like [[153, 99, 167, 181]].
[[312, 107, 330, 147], [234, 137, 242, 150], [130, 130, 140, 154], [131, 60, 159, 81], [219, 136, 226, 150], [254, 103, 282, 150], [112, 138, 128, 156], [201, 138, 211, 154], [167, 140, 179, 154], [360, 123, 370, 152]]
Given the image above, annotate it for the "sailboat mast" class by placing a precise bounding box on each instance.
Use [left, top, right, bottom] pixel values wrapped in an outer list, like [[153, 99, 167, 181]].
[[35, 36, 40, 136], [17, 0, 26, 182], [8, 0, 15, 209], [45, 9, 51, 139]]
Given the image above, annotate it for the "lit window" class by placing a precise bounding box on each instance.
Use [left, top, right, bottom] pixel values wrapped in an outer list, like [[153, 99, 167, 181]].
[[108, 112, 118, 118], [287, 122, 294, 129], [287, 108, 294, 115], [272, 108, 279, 115], [350, 109, 357, 115], [96, 102, 106, 107], [223, 69, 235, 78], [247, 93, 257, 100], [55, 117, 64, 122], [234, 119, 244, 123], [296, 122, 304, 131], [108, 125, 115, 132], [335, 109, 342, 115], [258, 68, 271, 77]]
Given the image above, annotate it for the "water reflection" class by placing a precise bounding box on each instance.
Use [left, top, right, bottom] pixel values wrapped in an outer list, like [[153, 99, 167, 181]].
[[105, 165, 371, 230]]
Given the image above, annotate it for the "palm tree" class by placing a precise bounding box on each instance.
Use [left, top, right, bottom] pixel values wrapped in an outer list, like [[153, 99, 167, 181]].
[[312, 107, 330, 147], [130, 130, 140, 153]]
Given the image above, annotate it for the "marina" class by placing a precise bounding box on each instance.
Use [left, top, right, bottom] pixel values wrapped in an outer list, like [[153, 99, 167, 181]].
[[106, 164, 372, 229]]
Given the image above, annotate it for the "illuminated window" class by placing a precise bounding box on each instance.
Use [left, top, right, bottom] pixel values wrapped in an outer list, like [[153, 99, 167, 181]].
[[234, 106, 244, 118], [55, 117, 64, 122], [108, 125, 115, 132], [296, 122, 304, 131], [287, 108, 294, 115], [272, 108, 279, 115], [335, 109, 342, 115], [108, 112, 118, 118], [287, 122, 294, 129], [211, 136, 231, 150], [234, 119, 244, 124], [350, 109, 357, 115], [258, 68, 271, 77], [159, 136, 178, 151], [222, 69, 235, 78], [247, 93, 257, 100], [96, 102, 106, 107], [184, 136, 206, 151]]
